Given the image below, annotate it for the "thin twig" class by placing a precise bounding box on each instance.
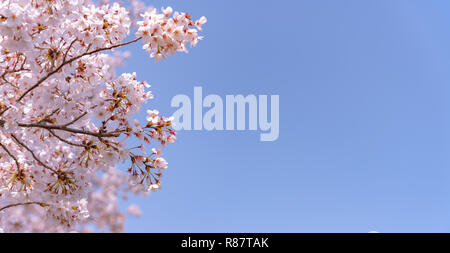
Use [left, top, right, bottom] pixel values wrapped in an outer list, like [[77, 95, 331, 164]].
[[10, 134, 58, 174], [37, 108, 61, 124], [0, 142, 20, 171], [46, 129, 89, 148], [0, 202, 49, 212], [63, 112, 87, 127], [62, 38, 78, 63], [17, 122, 120, 138]]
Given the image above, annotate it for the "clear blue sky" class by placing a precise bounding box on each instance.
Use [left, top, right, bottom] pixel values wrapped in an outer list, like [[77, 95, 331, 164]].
[[118, 0, 450, 232]]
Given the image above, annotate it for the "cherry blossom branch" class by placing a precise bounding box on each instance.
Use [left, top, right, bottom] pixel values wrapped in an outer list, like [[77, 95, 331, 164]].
[[46, 129, 89, 148], [10, 134, 58, 174], [63, 112, 88, 127], [17, 122, 120, 138], [0, 1, 203, 231], [0, 55, 30, 88], [62, 38, 78, 63], [0, 202, 49, 212], [0, 55, 29, 79], [37, 108, 61, 124], [0, 142, 20, 171], [18, 36, 142, 102]]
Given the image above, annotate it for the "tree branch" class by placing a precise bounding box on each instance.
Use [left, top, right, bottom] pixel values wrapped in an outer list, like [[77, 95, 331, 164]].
[[62, 38, 78, 63], [18, 122, 120, 138], [10, 134, 58, 174], [46, 129, 89, 148], [18, 37, 142, 102], [0, 142, 20, 171], [37, 108, 60, 124], [0, 201, 49, 212], [63, 111, 88, 127]]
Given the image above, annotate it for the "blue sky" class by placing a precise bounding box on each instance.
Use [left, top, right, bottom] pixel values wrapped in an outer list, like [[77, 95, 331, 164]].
[[118, 0, 450, 232]]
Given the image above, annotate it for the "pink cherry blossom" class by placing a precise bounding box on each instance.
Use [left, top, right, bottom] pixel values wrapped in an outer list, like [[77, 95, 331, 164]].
[[0, 0, 205, 232]]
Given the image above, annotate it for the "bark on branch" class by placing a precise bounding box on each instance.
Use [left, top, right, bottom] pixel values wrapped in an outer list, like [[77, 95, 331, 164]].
[[17, 122, 120, 138], [0, 202, 49, 212]]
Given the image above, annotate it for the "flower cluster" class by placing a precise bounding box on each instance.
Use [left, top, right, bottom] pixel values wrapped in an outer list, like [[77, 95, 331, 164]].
[[136, 7, 207, 61], [0, 0, 205, 232]]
